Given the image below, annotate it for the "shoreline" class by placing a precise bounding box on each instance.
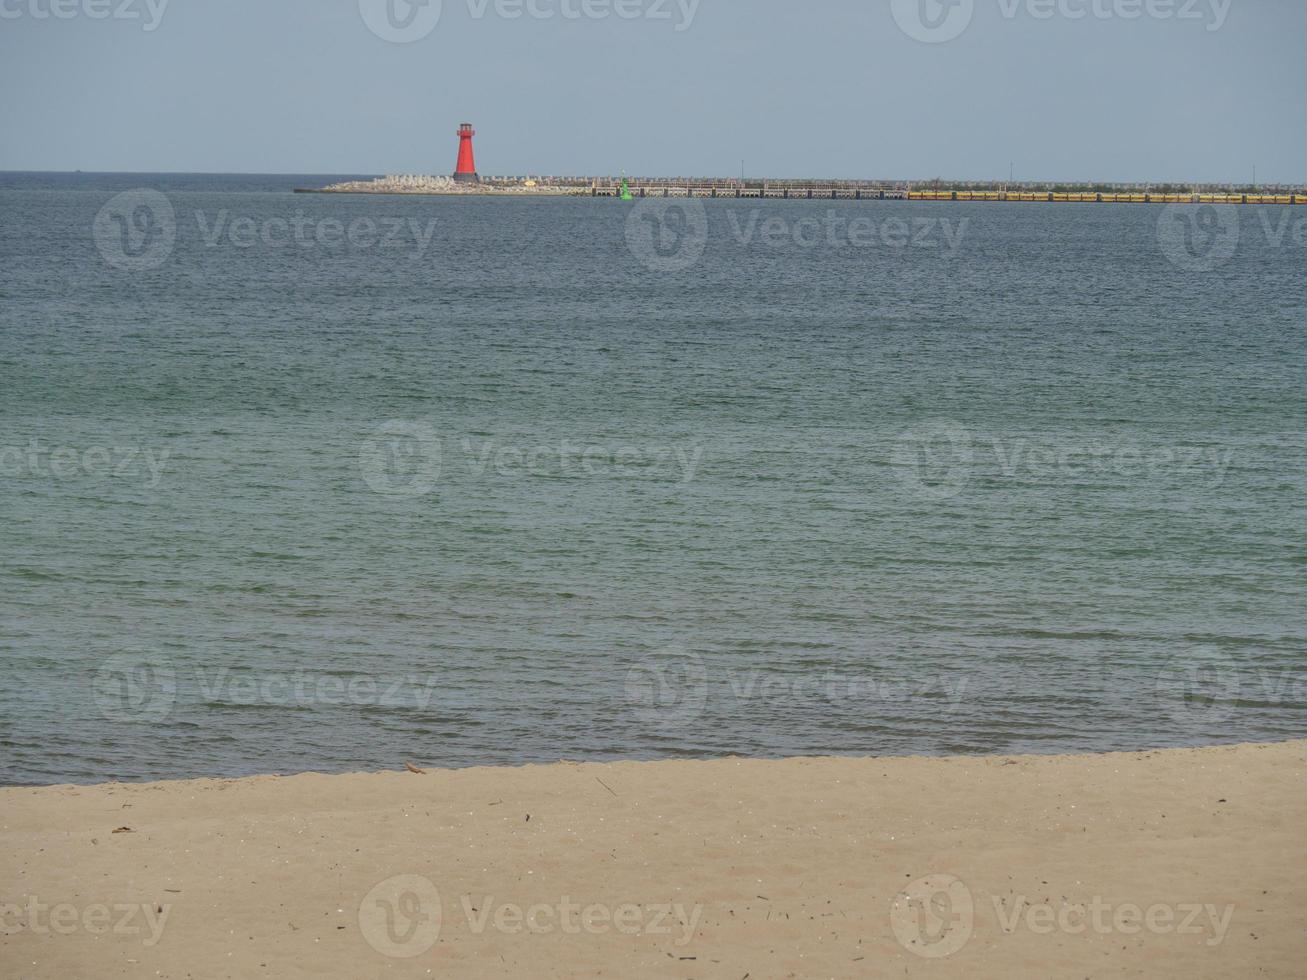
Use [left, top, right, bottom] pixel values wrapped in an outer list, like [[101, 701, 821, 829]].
[[7, 735, 1307, 790], [3, 740, 1304, 977]]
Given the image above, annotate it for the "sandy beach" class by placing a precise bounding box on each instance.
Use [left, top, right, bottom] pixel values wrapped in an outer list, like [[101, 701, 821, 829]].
[[1, 741, 1303, 978]]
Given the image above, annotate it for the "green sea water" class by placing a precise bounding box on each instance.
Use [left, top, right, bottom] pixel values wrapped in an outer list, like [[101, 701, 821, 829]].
[[1, 173, 1304, 785]]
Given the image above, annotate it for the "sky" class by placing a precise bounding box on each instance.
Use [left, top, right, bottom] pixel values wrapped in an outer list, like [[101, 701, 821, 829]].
[[1, 0, 1304, 182]]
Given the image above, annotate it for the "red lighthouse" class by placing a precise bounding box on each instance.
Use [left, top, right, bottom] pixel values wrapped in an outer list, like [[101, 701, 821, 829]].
[[453, 123, 479, 183]]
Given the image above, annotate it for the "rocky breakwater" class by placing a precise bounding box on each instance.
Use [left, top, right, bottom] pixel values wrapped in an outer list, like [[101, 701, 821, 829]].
[[306, 175, 587, 196]]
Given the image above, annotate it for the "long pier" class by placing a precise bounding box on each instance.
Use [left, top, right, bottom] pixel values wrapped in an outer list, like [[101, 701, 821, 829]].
[[302, 174, 1306, 205], [579, 184, 1301, 205], [473, 176, 1303, 205]]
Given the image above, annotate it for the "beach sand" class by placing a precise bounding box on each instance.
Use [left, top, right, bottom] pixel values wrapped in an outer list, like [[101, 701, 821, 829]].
[[2, 740, 1304, 978]]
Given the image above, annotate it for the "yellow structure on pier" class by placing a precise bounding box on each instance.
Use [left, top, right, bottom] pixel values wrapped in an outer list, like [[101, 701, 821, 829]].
[[904, 190, 1301, 205]]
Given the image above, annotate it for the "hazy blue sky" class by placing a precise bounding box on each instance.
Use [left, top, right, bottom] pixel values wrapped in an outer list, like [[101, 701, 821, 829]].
[[2, 0, 1303, 181]]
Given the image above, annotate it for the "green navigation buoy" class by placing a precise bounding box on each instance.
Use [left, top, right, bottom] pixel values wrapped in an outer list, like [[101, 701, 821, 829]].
[[620, 177, 634, 201]]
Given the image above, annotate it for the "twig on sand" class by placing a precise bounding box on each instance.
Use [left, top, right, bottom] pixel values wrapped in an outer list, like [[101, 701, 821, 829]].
[[595, 777, 618, 797]]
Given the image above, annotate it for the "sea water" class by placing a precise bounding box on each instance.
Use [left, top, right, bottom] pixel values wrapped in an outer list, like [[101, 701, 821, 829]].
[[1, 172, 1303, 784]]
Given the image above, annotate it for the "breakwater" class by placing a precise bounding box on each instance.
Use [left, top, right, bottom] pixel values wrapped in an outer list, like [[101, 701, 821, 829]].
[[299, 174, 1305, 205], [296, 175, 587, 196], [587, 183, 1302, 205]]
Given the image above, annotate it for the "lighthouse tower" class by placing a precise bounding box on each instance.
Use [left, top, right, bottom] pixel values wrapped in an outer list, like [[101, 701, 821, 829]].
[[453, 123, 479, 183]]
